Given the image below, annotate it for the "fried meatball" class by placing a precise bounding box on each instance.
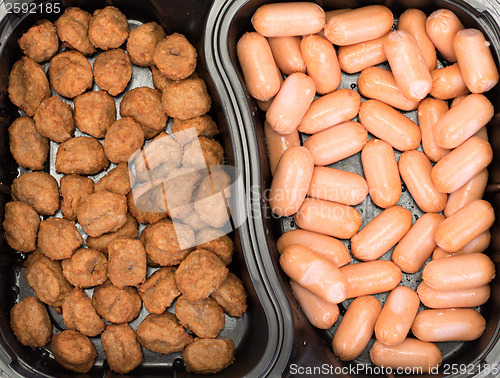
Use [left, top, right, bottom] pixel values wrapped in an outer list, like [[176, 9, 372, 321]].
[[107, 238, 147, 288], [61, 248, 108, 288], [18, 20, 58, 63], [55, 7, 96, 56], [127, 22, 166, 67], [8, 116, 48, 170], [211, 273, 247, 317], [74, 90, 116, 138], [3, 201, 40, 252], [175, 249, 228, 301], [88, 6, 130, 50], [8, 57, 50, 116], [60, 174, 94, 221], [127, 190, 168, 225], [120, 87, 167, 139], [183, 136, 224, 170], [55, 136, 109, 175], [85, 213, 138, 253], [183, 337, 235, 374], [94, 49, 132, 96], [11, 172, 59, 216], [140, 219, 195, 266], [77, 191, 127, 237], [175, 296, 224, 338], [138, 267, 180, 314], [49, 51, 93, 98], [136, 312, 193, 354], [62, 288, 105, 337], [162, 78, 211, 120], [25, 251, 73, 307], [95, 162, 132, 195], [33, 95, 75, 143], [10, 296, 52, 347], [180, 210, 208, 232], [101, 323, 143, 374], [38, 218, 83, 260], [151, 65, 173, 92], [153, 33, 197, 80], [162, 168, 201, 219], [103, 117, 144, 164], [172, 115, 218, 145], [194, 169, 231, 228], [51, 330, 97, 373], [196, 228, 234, 265], [92, 280, 141, 324]]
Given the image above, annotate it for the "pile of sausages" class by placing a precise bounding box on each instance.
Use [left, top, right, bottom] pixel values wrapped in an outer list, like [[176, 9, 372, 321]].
[[237, 2, 499, 371]]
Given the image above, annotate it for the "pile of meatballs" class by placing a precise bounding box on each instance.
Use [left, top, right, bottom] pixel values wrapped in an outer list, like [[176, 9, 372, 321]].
[[4, 5, 247, 375]]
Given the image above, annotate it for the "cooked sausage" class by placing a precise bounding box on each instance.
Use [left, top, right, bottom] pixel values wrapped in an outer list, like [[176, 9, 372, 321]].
[[307, 166, 368, 206], [276, 229, 351, 267], [280, 244, 347, 304], [432, 231, 491, 260], [431, 136, 493, 193], [290, 280, 339, 329], [269, 146, 314, 217], [450, 94, 467, 108], [294, 198, 362, 239], [298, 89, 360, 134], [337, 34, 388, 74], [340, 260, 402, 299], [374, 286, 420, 346], [411, 308, 486, 342], [430, 64, 469, 100], [324, 5, 394, 46], [264, 121, 300, 176], [332, 296, 381, 361], [351, 206, 412, 261], [268, 36, 306, 75], [417, 282, 490, 309], [384, 30, 432, 101], [444, 169, 488, 217], [266, 73, 316, 135], [454, 29, 499, 93], [417, 98, 450, 163], [361, 139, 401, 208], [425, 9, 464, 62], [303, 121, 368, 166], [392, 213, 444, 274], [358, 99, 421, 151], [398, 150, 447, 213]]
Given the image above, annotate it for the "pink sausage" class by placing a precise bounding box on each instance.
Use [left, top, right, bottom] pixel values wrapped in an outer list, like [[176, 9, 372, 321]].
[[430, 64, 469, 100], [417, 98, 450, 163], [444, 169, 489, 217], [417, 281, 490, 309], [264, 121, 300, 176], [425, 9, 464, 62], [268, 37, 306, 75], [337, 34, 388, 74], [432, 231, 491, 260]]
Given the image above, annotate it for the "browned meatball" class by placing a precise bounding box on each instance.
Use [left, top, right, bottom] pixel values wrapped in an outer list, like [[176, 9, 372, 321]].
[[120, 87, 167, 139], [33, 95, 75, 143], [85, 213, 138, 253], [179, 210, 208, 232], [183, 136, 224, 170], [162, 168, 201, 219], [55, 7, 96, 56], [10, 296, 52, 348], [101, 323, 143, 374], [51, 330, 97, 373], [3, 201, 40, 252], [127, 190, 168, 225], [175, 295, 225, 338], [211, 273, 247, 317], [61, 248, 108, 288], [55, 137, 109, 175], [25, 251, 73, 307], [49, 51, 93, 98], [60, 174, 94, 221], [77, 191, 127, 237], [175, 249, 228, 301], [183, 337, 235, 374], [95, 162, 133, 195], [153, 33, 197, 80], [37, 218, 83, 260], [11, 172, 59, 216], [140, 219, 195, 266], [62, 288, 105, 337], [8, 57, 50, 117], [94, 49, 132, 96], [8, 116, 48, 170], [194, 169, 231, 228], [138, 267, 180, 314], [107, 238, 147, 288], [74, 90, 116, 138], [18, 20, 59, 63], [92, 280, 141, 324], [196, 228, 234, 265], [88, 6, 130, 50], [127, 22, 166, 67], [151, 66, 173, 93], [103, 117, 144, 164], [162, 78, 211, 120], [136, 312, 192, 354], [172, 115, 219, 145]]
